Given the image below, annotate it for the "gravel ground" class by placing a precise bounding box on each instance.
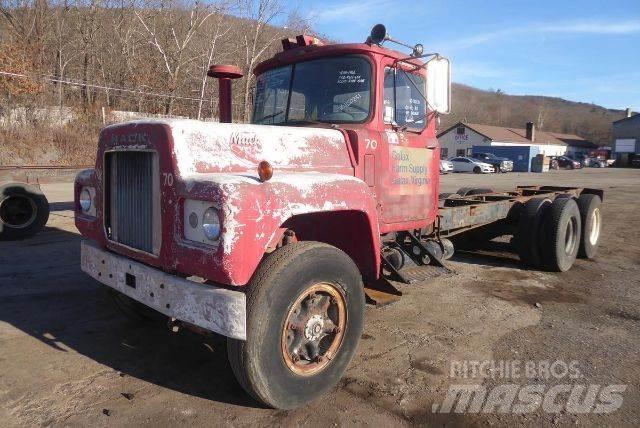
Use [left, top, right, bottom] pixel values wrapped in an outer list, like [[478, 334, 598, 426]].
[[0, 168, 638, 427]]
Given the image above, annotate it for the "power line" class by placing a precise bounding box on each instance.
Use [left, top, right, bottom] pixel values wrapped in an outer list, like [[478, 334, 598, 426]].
[[0, 70, 216, 103]]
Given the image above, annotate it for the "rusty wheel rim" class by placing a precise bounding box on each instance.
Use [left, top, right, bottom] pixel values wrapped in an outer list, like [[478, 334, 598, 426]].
[[281, 282, 347, 376]]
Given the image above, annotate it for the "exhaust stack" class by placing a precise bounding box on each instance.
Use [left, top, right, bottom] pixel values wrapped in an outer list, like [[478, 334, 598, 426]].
[[526, 121, 535, 141], [207, 64, 243, 123]]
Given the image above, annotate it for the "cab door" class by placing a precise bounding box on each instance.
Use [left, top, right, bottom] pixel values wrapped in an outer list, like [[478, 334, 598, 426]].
[[377, 60, 438, 227]]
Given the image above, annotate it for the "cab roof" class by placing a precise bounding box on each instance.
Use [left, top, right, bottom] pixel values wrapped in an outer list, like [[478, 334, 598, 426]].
[[253, 38, 426, 76]]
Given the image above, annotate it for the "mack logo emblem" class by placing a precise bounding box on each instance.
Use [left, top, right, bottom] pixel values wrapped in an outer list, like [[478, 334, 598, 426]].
[[111, 132, 150, 146]]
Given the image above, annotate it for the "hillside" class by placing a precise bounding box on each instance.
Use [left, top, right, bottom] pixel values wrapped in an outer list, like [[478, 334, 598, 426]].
[[443, 84, 626, 146], [0, 1, 627, 166]]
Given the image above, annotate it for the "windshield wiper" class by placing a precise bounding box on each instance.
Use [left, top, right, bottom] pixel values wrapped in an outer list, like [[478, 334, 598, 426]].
[[286, 118, 333, 127], [255, 109, 284, 124]]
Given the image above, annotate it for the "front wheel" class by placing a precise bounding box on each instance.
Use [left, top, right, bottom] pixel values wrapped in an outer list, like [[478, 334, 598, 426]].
[[227, 242, 365, 409], [473, 166, 481, 174]]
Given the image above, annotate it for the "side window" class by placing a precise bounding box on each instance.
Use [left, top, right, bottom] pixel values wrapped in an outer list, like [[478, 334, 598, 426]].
[[440, 148, 449, 159], [383, 67, 427, 129]]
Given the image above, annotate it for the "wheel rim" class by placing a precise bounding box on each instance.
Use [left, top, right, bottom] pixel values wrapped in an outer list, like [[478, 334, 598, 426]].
[[564, 216, 578, 254], [0, 195, 37, 229], [589, 208, 601, 246], [281, 282, 347, 376]]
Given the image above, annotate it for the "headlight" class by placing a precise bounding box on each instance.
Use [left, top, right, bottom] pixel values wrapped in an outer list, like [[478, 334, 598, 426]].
[[183, 200, 222, 244], [80, 188, 91, 212], [79, 186, 96, 216], [202, 207, 221, 241]]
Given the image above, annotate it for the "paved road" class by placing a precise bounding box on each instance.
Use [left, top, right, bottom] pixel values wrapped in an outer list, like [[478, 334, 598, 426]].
[[1, 168, 639, 426]]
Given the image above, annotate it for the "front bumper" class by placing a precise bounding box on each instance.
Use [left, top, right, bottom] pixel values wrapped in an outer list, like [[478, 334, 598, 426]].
[[81, 240, 247, 340]]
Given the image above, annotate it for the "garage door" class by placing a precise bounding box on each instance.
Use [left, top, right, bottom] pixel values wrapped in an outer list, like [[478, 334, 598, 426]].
[[615, 139, 636, 153]]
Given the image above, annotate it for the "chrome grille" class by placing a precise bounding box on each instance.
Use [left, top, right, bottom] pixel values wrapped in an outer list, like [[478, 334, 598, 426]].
[[106, 151, 158, 254]]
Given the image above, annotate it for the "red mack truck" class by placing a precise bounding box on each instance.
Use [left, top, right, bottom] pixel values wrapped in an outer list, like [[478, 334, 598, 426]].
[[75, 24, 604, 409]]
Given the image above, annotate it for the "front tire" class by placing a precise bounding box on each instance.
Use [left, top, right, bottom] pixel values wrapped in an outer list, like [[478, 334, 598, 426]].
[[227, 242, 365, 409], [473, 166, 481, 174]]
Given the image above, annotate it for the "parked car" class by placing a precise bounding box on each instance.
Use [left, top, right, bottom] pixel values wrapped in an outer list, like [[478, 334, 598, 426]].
[[471, 152, 514, 173], [551, 156, 582, 169], [449, 157, 494, 173], [581, 157, 607, 168], [440, 159, 454, 174]]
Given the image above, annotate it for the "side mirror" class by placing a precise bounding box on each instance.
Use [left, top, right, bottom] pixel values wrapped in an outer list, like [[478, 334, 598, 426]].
[[426, 56, 451, 114]]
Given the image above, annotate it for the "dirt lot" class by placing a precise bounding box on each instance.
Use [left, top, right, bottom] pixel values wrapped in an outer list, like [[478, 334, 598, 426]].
[[1, 168, 639, 427]]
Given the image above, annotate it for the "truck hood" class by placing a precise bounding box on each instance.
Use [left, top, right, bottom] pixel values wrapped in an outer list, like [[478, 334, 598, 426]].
[[103, 119, 353, 177]]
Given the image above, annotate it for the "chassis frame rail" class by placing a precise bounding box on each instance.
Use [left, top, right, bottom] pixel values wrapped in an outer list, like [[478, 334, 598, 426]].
[[437, 186, 604, 237]]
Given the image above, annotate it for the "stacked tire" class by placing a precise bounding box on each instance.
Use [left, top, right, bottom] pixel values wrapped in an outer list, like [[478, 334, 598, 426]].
[[515, 194, 602, 271], [0, 182, 50, 240]]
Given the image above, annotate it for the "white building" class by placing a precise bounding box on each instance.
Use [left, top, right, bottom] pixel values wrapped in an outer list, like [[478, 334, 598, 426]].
[[437, 122, 595, 160]]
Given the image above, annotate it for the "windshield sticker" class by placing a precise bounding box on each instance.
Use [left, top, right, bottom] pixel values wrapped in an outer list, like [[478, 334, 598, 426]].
[[337, 70, 365, 84], [335, 93, 362, 112], [389, 146, 430, 194], [386, 131, 399, 145]]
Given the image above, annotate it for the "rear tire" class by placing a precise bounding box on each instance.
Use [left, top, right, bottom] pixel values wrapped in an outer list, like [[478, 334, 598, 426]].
[[576, 194, 602, 259], [541, 197, 582, 272], [515, 198, 552, 267], [227, 242, 365, 409], [0, 182, 49, 240]]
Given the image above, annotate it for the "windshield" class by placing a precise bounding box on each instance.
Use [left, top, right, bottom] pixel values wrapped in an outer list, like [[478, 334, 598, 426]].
[[252, 56, 372, 125]]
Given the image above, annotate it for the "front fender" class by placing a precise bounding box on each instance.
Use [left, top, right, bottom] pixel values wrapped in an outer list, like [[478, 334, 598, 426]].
[[182, 172, 380, 286]]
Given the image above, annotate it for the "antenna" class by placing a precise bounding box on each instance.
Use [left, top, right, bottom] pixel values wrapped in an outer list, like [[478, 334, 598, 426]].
[[368, 24, 424, 57]]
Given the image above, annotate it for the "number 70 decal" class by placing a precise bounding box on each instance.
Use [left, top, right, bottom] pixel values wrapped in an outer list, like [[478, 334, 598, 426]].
[[162, 172, 174, 186], [365, 138, 378, 150]]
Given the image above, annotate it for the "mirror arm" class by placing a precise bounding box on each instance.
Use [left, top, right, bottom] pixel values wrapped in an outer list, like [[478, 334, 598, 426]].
[[393, 53, 440, 71]]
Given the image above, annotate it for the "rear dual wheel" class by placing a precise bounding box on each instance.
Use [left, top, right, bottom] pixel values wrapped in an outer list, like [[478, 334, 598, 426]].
[[540, 197, 581, 272], [515, 198, 551, 267], [516, 194, 601, 271], [227, 242, 364, 409], [576, 194, 602, 259]]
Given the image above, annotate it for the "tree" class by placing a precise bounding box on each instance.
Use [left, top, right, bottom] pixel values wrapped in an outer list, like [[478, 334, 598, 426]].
[[134, 0, 218, 114], [238, 0, 283, 121]]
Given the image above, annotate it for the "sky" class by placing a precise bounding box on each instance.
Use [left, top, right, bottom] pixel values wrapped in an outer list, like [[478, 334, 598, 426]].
[[293, 0, 640, 111]]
